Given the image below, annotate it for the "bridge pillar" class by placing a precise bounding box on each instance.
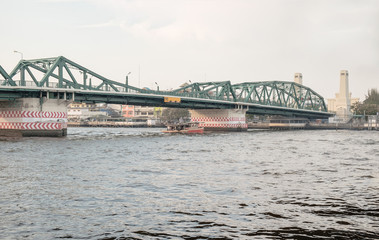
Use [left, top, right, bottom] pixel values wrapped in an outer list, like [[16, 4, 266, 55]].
[[0, 98, 68, 137], [190, 109, 248, 131]]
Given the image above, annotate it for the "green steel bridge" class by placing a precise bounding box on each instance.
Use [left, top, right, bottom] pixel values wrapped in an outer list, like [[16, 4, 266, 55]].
[[0, 56, 332, 119]]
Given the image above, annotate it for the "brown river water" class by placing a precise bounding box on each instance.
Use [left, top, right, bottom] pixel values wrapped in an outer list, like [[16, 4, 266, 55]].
[[0, 128, 378, 239]]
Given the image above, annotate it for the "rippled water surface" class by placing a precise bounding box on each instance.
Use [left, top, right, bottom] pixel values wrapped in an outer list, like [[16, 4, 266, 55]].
[[1, 128, 378, 239]]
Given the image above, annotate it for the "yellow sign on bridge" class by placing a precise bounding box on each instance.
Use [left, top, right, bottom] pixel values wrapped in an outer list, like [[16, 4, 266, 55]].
[[164, 97, 181, 103]]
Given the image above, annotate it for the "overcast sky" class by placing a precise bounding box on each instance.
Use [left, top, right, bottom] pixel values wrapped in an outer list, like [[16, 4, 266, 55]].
[[1, 0, 378, 100]]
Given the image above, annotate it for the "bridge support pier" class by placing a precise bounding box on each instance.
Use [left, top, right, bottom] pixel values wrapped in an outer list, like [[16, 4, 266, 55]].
[[190, 109, 248, 131], [0, 98, 68, 137]]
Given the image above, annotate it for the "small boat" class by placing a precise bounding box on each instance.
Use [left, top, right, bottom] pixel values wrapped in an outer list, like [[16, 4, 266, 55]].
[[163, 122, 204, 134]]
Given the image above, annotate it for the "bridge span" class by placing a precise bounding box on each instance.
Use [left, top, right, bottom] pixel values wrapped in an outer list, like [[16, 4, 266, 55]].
[[0, 56, 332, 136]]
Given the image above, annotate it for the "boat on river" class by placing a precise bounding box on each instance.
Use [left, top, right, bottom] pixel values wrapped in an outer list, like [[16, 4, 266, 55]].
[[162, 122, 204, 134]]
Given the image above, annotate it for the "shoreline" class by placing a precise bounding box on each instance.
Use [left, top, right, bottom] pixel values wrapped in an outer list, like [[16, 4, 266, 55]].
[[66, 122, 378, 131]]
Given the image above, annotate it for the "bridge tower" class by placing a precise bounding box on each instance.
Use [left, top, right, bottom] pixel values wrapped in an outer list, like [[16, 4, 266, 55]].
[[327, 70, 359, 121], [294, 73, 303, 85], [336, 70, 351, 116]]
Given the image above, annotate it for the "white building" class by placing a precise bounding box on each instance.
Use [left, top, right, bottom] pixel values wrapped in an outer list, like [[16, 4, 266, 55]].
[[327, 70, 359, 121], [294, 73, 303, 85], [67, 103, 107, 121]]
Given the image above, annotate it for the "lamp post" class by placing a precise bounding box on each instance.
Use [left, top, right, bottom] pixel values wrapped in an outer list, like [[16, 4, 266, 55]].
[[13, 50, 23, 60], [155, 82, 159, 91], [125, 72, 131, 92]]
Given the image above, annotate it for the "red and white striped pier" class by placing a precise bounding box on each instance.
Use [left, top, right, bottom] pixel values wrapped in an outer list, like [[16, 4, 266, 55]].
[[0, 98, 68, 137], [190, 109, 248, 131]]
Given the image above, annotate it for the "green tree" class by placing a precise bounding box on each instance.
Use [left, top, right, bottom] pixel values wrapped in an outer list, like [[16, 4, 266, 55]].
[[161, 108, 190, 123], [352, 88, 379, 115], [363, 89, 379, 104]]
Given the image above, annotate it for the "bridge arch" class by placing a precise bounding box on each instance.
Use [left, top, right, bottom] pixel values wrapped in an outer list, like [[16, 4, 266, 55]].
[[232, 81, 328, 112]]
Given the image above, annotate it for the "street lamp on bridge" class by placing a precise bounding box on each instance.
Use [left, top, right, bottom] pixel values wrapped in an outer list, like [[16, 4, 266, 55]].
[[155, 82, 159, 91], [125, 72, 131, 92], [13, 50, 23, 60]]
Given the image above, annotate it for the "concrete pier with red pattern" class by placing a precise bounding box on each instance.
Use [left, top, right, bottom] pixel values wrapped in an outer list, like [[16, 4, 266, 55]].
[[0, 98, 68, 137], [190, 109, 248, 131]]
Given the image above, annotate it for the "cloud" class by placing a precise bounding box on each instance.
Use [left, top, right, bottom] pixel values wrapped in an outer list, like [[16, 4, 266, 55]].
[[83, 0, 257, 43], [76, 19, 121, 29], [38, 0, 86, 2], [17, 0, 378, 98]]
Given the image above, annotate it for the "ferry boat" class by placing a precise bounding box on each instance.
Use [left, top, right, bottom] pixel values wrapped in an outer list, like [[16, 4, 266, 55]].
[[162, 122, 204, 134]]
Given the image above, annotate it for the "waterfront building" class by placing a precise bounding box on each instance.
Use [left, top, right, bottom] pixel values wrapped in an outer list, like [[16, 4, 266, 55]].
[[122, 105, 135, 118], [327, 70, 359, 121], [133, 106, 163, 119], [67, 103, 111, 121], [133, 106, 155, 118], [122, 105, 163, 119]]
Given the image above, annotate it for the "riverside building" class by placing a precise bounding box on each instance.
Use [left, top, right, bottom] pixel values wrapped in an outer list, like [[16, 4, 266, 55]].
[[327, 70, 359, 122]]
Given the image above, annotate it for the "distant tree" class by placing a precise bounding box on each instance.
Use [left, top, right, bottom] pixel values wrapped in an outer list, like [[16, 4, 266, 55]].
[[161, 108, 190, 123], [351, 88, 379, 115], [351, 101, 362, 115], [363, 89, 379, 104], [246, 114, 263, 122]]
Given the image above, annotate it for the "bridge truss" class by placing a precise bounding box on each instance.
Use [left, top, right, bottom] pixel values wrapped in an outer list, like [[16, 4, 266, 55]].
[[0, 56, 331, 118]]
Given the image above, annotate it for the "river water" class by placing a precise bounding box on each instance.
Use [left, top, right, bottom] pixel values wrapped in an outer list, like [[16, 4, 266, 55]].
[[0, 128, 378, 239]]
